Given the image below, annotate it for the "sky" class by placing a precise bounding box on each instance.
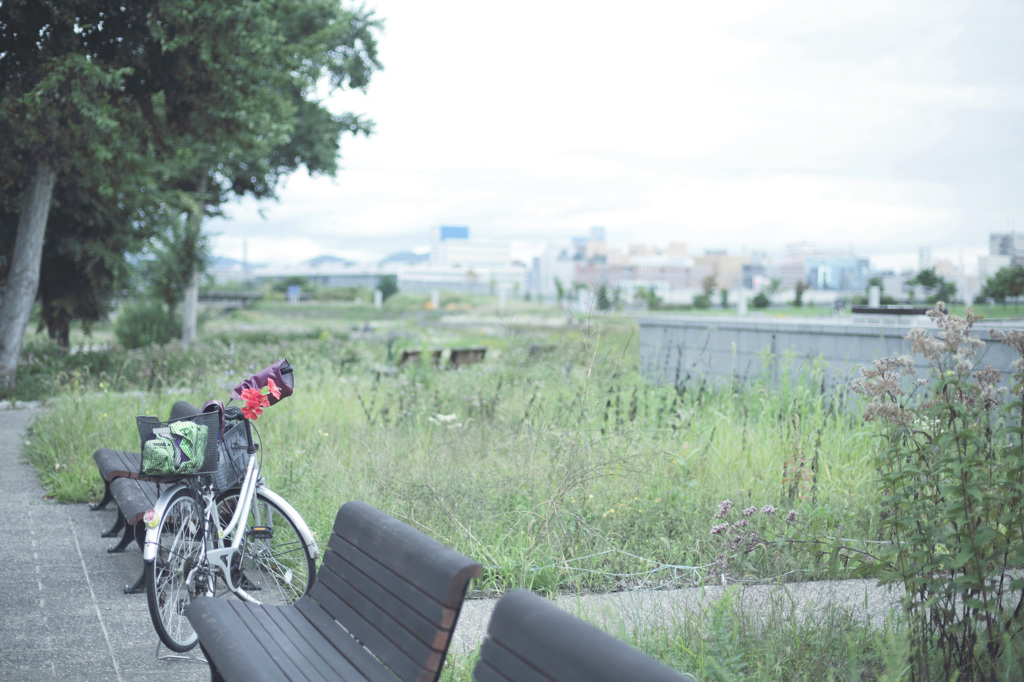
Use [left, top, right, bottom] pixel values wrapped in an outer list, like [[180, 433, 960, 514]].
[[206, 0, 1024, 274]]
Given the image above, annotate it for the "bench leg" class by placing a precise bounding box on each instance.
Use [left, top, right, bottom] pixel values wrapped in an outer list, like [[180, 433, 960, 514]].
[[133, 521, 146, 551], [123, 525, 149, 594], [101, 512, 126, 538], [90, 481, 114, 511], [108, 522, 134, 553], [124, 568, 146, 595]]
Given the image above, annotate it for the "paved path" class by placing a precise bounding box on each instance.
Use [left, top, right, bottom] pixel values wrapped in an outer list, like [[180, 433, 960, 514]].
[[0, 407, 902, 680]]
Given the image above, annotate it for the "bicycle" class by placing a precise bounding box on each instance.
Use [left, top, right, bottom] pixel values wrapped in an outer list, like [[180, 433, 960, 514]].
[[139, 359, 319, 652]]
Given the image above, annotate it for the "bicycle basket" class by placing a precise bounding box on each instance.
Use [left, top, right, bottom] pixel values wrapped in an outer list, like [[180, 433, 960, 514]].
[[137, 411, 221, 479], [214, 418, 251, 491]]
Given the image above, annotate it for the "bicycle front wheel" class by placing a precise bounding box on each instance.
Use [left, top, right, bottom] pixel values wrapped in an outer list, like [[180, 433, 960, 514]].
[[144, 488, 208, 652], [217, 489, 316, 605]]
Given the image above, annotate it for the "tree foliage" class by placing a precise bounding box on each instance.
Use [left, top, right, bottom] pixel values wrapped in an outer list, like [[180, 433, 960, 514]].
[[906, 267, 957, 304], [0, 0, 381, 390], [977, 265, 1024, 306]]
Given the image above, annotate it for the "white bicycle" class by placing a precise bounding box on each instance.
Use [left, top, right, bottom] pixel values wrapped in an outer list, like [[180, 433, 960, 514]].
[[140, 360, 319, 652]]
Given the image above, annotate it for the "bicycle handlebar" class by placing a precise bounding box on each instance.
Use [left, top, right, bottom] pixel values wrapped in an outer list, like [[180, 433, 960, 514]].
[[229, 358, 294, 406]]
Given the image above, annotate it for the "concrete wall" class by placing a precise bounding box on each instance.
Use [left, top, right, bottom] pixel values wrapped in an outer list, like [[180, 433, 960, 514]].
[[638, 314, 1024, 395]]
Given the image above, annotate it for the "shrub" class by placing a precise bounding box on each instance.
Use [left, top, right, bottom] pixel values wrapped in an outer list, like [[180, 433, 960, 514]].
[[114, 300, 181, 349], [693, 293, 712, 309], [752, 292, 770, 308], [850, 304, 1024, 680]]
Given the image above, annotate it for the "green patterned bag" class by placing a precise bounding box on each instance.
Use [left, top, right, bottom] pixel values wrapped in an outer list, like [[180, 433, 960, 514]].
[[142, 420, 207, 475]]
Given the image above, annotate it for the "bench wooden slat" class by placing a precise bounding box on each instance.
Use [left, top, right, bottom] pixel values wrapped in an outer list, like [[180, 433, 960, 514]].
[[108, 477, 160, 526], [476, 641, 552, 682], [332, 501, 481, 607], [228, 601, 314, 682], [473, 656, 543, 682], [189, 600, 300, 682], [474, 589, 693, 682], [276, 602, 381, 682], [319, 548, 448, 647], [308, 560, 435, 681], [93, 448, 141, 481], [293, 598, 397, 682], [321, 537, 458, 642]]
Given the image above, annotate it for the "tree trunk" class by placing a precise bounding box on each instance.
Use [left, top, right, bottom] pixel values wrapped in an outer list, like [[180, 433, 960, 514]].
[[0, 157, 58, 395], [48, 320, 70, 349], [181, 176, 208, 347], [181, 267, 199, 346]]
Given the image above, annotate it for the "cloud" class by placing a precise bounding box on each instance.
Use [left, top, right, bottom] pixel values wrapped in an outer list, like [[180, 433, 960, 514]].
[[207, 0, 1023, 269]]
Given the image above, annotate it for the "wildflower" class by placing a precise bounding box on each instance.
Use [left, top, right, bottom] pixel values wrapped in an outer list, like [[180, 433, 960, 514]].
[[760, 505, 776, 515], [267, 378, 281, 401], [732, 519, 749, 529], [710, 523, 729, 536], [785, 510, 798, 523], [743, 506, 756, 517], [240, 386, 269, 420], [714, 500, 732, 519]]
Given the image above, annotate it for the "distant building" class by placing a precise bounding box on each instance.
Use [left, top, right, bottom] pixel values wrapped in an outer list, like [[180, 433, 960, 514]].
[[693, 252, 750, 290], [430, 226, 511, 268], [990, 232, 1024, 263], [805, 256, 870, 292]]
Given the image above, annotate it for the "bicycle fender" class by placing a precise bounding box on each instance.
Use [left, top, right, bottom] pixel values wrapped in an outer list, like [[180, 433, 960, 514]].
[[142, 483, 189, 562], [257, 487, 321, 560]]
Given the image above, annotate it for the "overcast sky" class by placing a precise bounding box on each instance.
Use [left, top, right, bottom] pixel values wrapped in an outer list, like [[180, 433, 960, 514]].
[[206, 0, 1024, 273]]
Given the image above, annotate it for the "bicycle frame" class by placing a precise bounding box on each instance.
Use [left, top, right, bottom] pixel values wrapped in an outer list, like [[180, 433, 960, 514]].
[[141, 451, 319, 594]]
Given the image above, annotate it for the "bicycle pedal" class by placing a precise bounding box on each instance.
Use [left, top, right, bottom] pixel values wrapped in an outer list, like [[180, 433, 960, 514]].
[[248, 526, 273, 540]]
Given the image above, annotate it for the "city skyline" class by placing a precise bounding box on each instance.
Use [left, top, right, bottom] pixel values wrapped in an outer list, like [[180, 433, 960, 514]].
[[206, 0, 1022, 277]]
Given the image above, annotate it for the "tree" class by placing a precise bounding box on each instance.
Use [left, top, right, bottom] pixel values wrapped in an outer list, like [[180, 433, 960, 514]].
[[142, 0, 380, 344], [906, 268, 957, 304], [0, 1, 158, 391], [752, 291, 770, 308], [635, 286, 661, 310], [701, 275, 717, 297], [377, 275, 398, 302], [719, 288, 729, 309], [978, 265, 1024, 308], [791, 280, 808, 307], [554, 277, 566, 307], [0, 1, 381, 391]]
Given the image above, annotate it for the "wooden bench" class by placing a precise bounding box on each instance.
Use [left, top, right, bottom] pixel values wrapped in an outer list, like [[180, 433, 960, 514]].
[[90, 400, 200, 593], [397, 349, 442, 369], [185, 500, 482, 682], [474, 589, 695, 682], [449, 347, 486, 369]]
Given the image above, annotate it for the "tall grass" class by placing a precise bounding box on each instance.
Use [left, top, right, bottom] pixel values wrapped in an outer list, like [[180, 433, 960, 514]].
[[23, 314, 877, 594]]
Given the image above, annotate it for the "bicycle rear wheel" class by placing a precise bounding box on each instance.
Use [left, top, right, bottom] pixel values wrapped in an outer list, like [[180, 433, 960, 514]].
[[217, 489, 315, 604], [144, 488, 209, 652]]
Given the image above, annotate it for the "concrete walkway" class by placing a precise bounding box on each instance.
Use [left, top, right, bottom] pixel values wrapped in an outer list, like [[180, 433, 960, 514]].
[[0, 407, 903, 681]]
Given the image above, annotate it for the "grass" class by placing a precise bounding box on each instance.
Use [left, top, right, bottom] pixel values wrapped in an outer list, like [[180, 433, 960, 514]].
[[17, 297, 1009, 679]]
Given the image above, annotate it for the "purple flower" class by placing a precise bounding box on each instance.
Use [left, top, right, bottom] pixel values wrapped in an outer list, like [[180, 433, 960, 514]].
[[785, 510, 797, 523], [714, 500, 733, 519], [760, 505, 776, 516], [743, 506, 756, 517], [710, 523, 729, 536], [733, 519, 749, 529]]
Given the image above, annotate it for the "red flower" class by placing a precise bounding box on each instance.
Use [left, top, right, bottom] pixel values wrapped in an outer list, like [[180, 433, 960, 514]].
[[240, 387, 266, 420], [266, 378, 281, 401]]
